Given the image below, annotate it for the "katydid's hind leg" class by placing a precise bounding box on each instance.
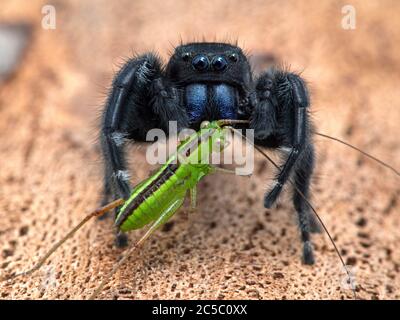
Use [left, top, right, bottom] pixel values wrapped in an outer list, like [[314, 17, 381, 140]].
[[88, 194, 186, 299], [293, 144, 317, 265], [133, 193, 187, 247]]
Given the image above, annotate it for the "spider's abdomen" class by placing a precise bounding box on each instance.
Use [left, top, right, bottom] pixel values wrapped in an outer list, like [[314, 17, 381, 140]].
[[185, 83, 237, 123]]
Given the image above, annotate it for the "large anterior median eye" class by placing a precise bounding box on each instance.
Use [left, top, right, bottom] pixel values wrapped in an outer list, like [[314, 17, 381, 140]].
[[212, 56, 228, 71], [192, 54, 209, 71]]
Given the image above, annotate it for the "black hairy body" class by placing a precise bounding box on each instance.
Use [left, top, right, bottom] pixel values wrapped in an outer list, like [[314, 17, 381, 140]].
[[100, 42, 320, 265]]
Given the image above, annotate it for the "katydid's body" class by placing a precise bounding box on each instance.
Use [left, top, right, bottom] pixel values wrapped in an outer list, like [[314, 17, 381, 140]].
[[115, 120, 232, 233], [86, 120, 242, 299]]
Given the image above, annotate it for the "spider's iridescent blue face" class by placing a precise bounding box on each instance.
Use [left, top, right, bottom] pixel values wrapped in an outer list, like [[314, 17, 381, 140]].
[[165, 42, 252, 125]]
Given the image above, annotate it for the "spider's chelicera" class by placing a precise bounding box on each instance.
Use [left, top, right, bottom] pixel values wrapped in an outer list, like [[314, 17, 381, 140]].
[[100, 42, 320, 264]]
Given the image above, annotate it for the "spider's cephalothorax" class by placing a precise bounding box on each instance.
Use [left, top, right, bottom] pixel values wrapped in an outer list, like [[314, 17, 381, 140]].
[[100, 42, 320, 264]]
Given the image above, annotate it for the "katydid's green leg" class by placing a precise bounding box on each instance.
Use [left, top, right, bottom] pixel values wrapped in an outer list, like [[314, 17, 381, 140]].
[[89, 194, 186, 300]]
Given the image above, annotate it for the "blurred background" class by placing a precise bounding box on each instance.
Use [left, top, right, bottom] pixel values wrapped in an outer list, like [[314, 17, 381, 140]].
[[0, 0, 399, 299]]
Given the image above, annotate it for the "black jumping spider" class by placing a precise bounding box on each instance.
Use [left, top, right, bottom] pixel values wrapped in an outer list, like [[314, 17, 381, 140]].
[[100, 42, 320, 264]]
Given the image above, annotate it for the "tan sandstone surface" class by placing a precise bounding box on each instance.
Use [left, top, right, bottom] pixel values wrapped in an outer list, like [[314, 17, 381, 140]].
[[0, 0, 399, 299]]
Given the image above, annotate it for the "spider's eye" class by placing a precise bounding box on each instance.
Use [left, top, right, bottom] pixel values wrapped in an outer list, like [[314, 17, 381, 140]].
[[228, 53, 239, 62], [211, 56, 228, 71], [192, 55, 209, 71], [181, 52, 191, 61]]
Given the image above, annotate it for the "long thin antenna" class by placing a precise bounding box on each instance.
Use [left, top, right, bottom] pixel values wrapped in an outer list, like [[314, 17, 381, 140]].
[[315, 132, 400, 177], [231, 128, 357, 299], [1, 198, 125, 282]]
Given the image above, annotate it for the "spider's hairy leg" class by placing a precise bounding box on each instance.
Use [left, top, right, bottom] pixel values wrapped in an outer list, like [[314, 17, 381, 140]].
[[100, 53, 187, 247], [262, 71, 311, 208], [251, 68, 317, 264], [292, 144, 318, 264], [249, 71, 277, 139], [150, 77, 189, 132]]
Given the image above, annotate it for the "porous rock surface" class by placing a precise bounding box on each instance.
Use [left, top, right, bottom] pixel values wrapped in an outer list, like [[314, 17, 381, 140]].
[[0, 0, 399, 299]]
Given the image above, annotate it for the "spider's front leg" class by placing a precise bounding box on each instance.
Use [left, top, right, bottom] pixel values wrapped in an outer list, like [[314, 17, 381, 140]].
[[251, 69, 311, 207], [100, 54, 188, 246], [250, 69, 319, 264]]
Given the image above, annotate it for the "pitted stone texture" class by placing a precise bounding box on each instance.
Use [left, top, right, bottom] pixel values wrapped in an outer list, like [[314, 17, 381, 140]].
[[0, 0, 399, 300]]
